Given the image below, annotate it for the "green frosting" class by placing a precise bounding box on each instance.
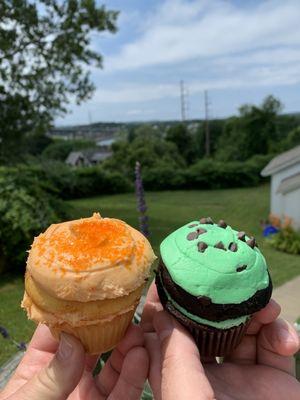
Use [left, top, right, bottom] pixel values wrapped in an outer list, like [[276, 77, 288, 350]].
[[163, 284, 249, 329], [160, 221, 270, 304]]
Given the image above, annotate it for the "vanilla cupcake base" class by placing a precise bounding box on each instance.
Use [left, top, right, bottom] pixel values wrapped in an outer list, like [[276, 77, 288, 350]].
[[22, 290, 140, 354], [50, 307, 136, 354]]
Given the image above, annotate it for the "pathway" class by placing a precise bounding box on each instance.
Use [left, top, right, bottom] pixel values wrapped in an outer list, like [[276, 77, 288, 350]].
[[273, 275, 300, 326]]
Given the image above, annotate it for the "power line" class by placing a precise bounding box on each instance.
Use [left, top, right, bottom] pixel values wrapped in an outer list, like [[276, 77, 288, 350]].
[[204, 90, 210, 157], [180, 80, 186, 121]]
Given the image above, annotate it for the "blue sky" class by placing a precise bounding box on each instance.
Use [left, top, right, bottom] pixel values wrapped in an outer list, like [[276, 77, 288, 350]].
[[56, 0, 300, 125]]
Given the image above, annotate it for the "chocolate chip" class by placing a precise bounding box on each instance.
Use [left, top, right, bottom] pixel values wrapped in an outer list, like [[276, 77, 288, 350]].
[[188, 224, 198, 228], [229, 242, 238, 252], [196, 295, 212, 305], [196, 228, 207, 235], [187, 232, 198, 241], [144, 277, 149, 282], [246, 237, 256, 249], [214, 241, 226, 250], [236, 264, 247, 272], [199, 217, 213, 224], [198, 241, 208, 252], [217, 219, 227, 229], [238, 231, 246, 241]]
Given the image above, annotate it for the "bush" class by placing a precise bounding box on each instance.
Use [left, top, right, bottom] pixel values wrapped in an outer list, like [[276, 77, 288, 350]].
[[71, 167, 132, 199], [18, 161, 132, 200], [268, 226, 300, 255], [142, 163, 186, 190], [185, 159, 260, 189], [0, 166, 69, 273], [42, 139, 95, 161]]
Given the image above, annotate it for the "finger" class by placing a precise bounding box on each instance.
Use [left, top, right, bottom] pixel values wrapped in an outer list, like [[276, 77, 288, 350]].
[[13, 333, 85, 400], [1, 325, 58, 398], [224, 300, 281, 364], [108, 347, 149, 400], [141, 283, 162, 332], [144, 332, 162, 400], [28, 324, 58, 353], [225, 335, 257, 364], [257, 318, 300, 376], [247, 299, 281, 335], [154, 311, 215, 400], [95, 324, 144, 397]]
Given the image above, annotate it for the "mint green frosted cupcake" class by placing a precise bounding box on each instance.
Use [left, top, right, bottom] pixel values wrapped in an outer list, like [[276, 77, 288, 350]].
[[155, 217, 272, 356]]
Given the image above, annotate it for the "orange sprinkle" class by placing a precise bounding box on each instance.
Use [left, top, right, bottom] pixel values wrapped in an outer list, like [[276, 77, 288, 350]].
[[33, 217, 145, 273]]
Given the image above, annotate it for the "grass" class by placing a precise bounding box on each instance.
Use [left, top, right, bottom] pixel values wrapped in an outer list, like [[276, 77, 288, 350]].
[[0, 184, 299, 367], [69, 184, 300, 286], [0, 275, 35, 366]]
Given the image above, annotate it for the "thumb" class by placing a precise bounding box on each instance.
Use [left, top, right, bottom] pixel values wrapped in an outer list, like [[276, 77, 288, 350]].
[[13, 333, 85, 400], [154, 311, 215, 400]]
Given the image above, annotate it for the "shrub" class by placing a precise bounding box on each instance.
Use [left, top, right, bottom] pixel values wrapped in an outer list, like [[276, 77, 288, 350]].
[[71, 167, 132, 199], [142, 163, 186, 190], [19, 161, 132, 200], [0, 167, 69, 273], [268, 226, 300, 255], [42, 139, 95, 161], [185, 159, 260, 189]]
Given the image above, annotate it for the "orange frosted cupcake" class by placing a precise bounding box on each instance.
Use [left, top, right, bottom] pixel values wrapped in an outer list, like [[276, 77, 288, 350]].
[[22, 213, 156, 354]]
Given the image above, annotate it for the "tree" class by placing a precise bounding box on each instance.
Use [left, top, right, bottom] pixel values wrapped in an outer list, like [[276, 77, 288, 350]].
[[0, 1, 118, 162], [216, 95, 283, 161], [165, 123, 197, 164], [195, 119, 224, 158]]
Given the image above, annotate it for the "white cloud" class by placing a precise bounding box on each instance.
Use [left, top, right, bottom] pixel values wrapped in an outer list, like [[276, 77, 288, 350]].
[[92, 60, 300, 105], [106, 0, 300, 71]]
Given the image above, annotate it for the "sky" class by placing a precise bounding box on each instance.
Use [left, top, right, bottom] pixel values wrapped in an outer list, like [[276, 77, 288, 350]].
[[55, 0, 300, 126]]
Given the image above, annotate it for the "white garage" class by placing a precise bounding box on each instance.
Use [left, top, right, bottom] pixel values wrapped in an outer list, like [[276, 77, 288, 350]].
[[261, 145, 300, 229]]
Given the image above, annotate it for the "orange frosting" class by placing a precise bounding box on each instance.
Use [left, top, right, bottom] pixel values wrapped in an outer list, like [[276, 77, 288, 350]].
[[26, 213, 156, 301], [33, 215, 143, 273]]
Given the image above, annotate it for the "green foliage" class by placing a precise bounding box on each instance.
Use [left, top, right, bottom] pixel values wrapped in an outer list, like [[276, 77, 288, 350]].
[[71, 166, 132, 199], [186, 159, 260, 189], [195, 119, 224, 158], [165, 123, 197, 164], [23, 134, 54, 156], [104, 134, 185, 177], [0, 1, 118, 161], [216, 95, 283, 161], [280, 126, 300, 151], [268, 227, 300, 255], [42, 139, 95, 161], [142, 163, 186, 190], [18, 160, 132, 199], [0, 166, 68, 273]]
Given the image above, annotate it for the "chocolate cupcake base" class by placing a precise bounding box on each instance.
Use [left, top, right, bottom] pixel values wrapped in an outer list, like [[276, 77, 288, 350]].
[[156, 272, 251, 357]]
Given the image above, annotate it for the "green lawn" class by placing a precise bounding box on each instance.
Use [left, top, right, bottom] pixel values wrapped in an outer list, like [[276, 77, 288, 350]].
[[1, 184, 299, 366]]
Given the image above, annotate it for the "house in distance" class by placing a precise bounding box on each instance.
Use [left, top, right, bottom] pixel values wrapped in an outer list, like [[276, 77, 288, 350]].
[[261, 145, 300, 229]]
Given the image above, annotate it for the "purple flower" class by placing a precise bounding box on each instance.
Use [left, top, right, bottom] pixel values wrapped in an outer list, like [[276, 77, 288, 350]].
[[135, 162, 150, 237], [0, 326, 9, 339], [17, 342, 27, 351]]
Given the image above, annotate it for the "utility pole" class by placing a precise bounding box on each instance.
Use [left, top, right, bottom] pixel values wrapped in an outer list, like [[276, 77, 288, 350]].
[[204, 90, 210, 157], [88, 111, 92, 139], [180, 80, 186, 122]]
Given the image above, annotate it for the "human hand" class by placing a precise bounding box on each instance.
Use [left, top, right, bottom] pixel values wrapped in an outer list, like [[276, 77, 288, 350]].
[[0, 323, 148, 400], [142, 283, 300, 400]]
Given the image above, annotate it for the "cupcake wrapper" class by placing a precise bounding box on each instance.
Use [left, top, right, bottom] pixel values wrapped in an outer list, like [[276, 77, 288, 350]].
[[50, 307, 136, 354], [186, 318, 251, 357], [155, 274, 251, 357]]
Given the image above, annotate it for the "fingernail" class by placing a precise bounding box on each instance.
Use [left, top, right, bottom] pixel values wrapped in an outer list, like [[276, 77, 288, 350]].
[[154, 311, 174, 342], [57, 333, 73, 360], [277, 327, 298, 345]]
